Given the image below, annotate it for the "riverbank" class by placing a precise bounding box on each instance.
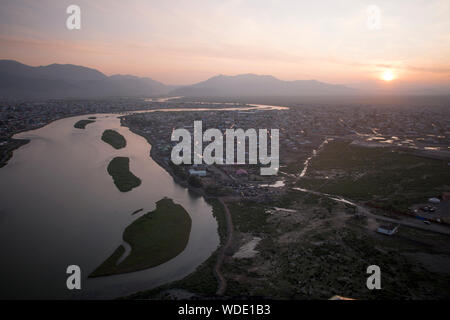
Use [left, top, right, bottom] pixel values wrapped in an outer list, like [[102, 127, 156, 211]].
[[118, 118, 235, 298], [213, 197, 234, 295], [122, 120, 207, 198], [0, 138, 29, 168]]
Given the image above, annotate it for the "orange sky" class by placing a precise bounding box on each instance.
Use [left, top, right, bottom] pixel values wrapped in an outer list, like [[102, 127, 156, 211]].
[[0, 0, 449, 88]]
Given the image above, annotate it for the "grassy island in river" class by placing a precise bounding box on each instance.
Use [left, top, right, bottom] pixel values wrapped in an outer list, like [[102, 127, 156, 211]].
[[74, 119, 95, 129], [107, 156, 141, 192], [90, 198, 192, 277], [101, 129, 126, 149]]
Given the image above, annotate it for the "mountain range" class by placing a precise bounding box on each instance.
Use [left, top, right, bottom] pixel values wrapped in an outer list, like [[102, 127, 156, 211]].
[[0, 60, 173, 99], [0, 60, 359, 99], [170, 74, 357, 97], [2, 60, 448, 99]]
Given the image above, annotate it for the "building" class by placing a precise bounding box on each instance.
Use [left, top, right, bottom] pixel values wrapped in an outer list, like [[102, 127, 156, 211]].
[[377, 224, 399, 236], [428, 197, 441, 204], [188, 169, 207, 177], [329, 295, 354, 300], [236, 168, 248, 176]]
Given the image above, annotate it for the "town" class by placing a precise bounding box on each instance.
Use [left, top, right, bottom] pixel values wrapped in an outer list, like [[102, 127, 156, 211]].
[[170, 120, 280, 175]]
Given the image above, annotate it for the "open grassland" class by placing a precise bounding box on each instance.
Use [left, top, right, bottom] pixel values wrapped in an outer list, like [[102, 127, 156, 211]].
[[297, 140, 449, 211], [220, 196, 450, 299]]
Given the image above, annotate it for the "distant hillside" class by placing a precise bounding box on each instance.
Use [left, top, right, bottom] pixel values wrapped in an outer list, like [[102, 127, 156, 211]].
[[0, 60, 172, 99], [109, 74, 173, 97], [170, 74, 357, 97]]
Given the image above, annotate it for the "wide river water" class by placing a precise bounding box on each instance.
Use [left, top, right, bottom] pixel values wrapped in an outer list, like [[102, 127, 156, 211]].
[[0, 103, 288, 299], [0, 112, 221, 299]]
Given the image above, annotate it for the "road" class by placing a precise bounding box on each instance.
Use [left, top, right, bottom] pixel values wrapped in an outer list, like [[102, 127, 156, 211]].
[[213, 197, 234, 296], [293, 187, 450, 236]]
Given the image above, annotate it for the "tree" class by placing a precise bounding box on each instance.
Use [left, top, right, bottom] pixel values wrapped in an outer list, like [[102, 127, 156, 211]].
[[188, 175, 202, 188]]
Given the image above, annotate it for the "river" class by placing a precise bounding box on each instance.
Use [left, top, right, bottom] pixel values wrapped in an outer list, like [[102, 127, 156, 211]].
[[0, 103, 288, 299], [0, 112, 220, 299]]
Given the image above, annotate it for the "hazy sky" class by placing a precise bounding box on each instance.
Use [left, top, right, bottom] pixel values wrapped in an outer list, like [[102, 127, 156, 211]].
[[0, 0, 449, 86]]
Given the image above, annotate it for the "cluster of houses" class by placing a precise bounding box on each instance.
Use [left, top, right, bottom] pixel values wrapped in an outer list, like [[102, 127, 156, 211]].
[[0, 98, 151, 140]]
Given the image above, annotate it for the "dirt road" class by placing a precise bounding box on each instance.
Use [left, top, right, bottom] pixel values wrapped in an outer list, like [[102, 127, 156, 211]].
[[213, 197, 234, 296]]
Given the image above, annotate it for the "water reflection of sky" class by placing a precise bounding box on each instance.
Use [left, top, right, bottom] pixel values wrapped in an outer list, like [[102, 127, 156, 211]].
[[362, 134, 447, 152]]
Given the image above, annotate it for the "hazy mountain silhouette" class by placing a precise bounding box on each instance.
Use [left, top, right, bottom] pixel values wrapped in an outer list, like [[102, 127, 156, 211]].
[[0, 60, 172, 99], [109, 74, 172, 97], [170, 74, 357, 97]]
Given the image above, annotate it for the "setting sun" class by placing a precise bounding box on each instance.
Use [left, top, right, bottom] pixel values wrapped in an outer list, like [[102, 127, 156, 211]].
[[381, 69, 395, 81]]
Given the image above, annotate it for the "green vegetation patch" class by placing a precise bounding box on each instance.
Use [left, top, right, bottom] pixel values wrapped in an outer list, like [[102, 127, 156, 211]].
[[101, 129, 126, 149], [125, 198, 227, 298], [107, 156, 141, 192], [90, 198, 192, 277], [298, 140, 450, 209], [0, 139, 29, 168], [74, 119, 95, 129], [221, 202, 450, 300], [188, 175, 202, 188], [227, 200, 272, 234]]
